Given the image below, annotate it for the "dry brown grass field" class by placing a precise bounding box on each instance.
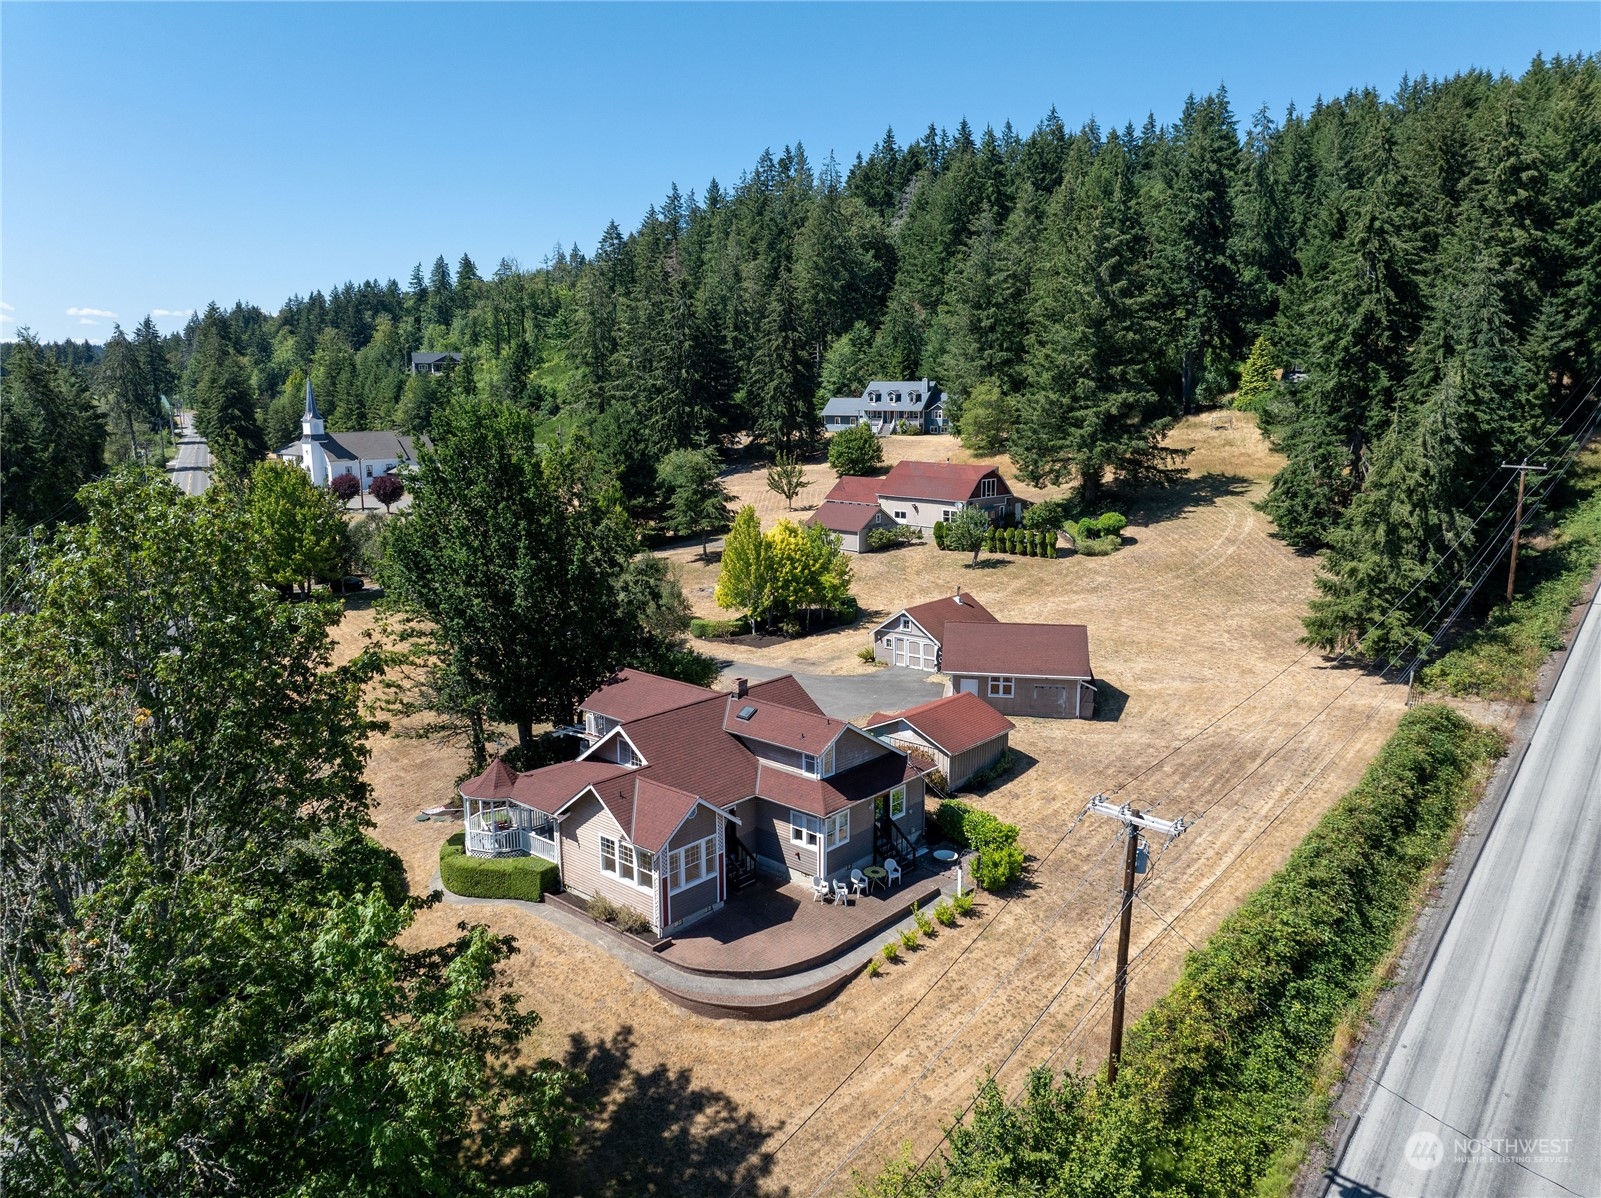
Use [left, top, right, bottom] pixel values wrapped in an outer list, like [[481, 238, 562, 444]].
[[340, 412, 1407, 1198]]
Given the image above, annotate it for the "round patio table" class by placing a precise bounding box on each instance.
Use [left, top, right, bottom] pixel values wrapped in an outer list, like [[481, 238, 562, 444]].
[[932, 849, 964, 897], [863, 865, 888, 892]]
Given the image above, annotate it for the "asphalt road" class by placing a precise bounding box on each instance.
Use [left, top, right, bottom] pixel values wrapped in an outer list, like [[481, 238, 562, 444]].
[[717, 660, 947, 721], [167, 413, 211, 496], [1325, 589, 1601, 1198]]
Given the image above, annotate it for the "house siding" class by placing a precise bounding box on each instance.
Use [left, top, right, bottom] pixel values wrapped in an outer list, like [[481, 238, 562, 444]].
[[824, 799, 876, 877], [558, 794, 658, 921], [750, 797, 819, 881], [663, 874, 720, 931], [945, 736, 1008, 788], [833, 728, 887, 773], [947, 675, 1095, 719]]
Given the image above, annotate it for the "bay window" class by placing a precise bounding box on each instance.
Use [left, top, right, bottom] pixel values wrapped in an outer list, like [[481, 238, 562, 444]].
[[599, 834, 653, 889]]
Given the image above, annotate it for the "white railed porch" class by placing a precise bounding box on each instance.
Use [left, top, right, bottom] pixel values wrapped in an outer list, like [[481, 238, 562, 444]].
[[462, 794, 559, 862], [465, 823, 559, 861]]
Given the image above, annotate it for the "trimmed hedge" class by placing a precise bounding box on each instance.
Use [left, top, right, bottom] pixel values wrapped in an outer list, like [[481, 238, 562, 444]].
[[440, 832, 560, 902], [931, 798, 1025, 891], [890, 704, 1503, 1198]]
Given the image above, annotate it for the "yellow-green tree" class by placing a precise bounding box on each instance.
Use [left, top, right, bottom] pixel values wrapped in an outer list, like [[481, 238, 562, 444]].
[[246, 458, 345, 594], [1234, 334, 1277, 410], [714, 505, 768, 632]]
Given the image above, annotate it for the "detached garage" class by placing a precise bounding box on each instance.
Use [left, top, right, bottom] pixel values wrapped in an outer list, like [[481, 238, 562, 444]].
[[864, 692, 1015, 789], [808, 499, 891, 553], [941, 622, 1096, 719], [871, 589, 998, 671]]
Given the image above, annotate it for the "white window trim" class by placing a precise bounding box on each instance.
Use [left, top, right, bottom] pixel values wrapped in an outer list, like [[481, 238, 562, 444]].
[[800, 751, 818, 777], [889, 785, 907, 819], [668, 834, 718, 894], [892, 509, 908, 520], [989, 676, 1015, 698], [598, 833, 654, 891], [790, 812, 821, 848], [826, 810, 850, 848]]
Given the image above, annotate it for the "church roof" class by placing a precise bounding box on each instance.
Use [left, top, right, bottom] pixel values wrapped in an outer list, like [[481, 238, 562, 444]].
[[304, 378, 321, 420]]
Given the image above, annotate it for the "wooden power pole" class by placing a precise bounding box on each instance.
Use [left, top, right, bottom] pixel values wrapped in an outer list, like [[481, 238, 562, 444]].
[[1502, 461, 1549, 603], [1085, 799, 1187, 1084]]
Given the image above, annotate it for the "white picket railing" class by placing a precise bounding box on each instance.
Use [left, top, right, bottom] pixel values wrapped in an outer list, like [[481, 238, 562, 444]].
[[466, 823, 559, 862]]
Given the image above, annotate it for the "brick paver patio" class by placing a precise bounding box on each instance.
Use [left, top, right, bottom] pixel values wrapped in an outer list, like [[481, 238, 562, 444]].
[[657, 865, 947, 978]]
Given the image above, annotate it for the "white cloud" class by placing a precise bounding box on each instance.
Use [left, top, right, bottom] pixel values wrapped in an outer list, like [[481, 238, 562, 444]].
[[0, 301, 14, 312], [0, 314, 14, 324], [151, 308, 193, 318], [67, 306, 117, 319], [78, 317, 100, 326]]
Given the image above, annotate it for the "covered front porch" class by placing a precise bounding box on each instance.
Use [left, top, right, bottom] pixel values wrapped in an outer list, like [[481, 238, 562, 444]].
[[462, 797, 558, 861]]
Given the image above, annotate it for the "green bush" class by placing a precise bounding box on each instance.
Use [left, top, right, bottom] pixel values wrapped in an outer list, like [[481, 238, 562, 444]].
[[1075, 534, 1123, 556], [882, 941, 900, 962], [932, 520, 947, 549], [868, 526, 924, 550], [1023, 497, 1076, 532], [866, 957, 882, 978], [689, 616, 745, 639], [982, 529, 994, 552], [934, 898, 959, 928], [953, 891, 975, 917], [828, 420, 884, 476], [877, 705, 1504, 1198], [439, 833, 560, 902], [899, 927, 920, 950], [931, 798, 1024, 891], [912, 902, 936, 937], [1094, 511, 1127, 536], [585, 894, 616, 921]]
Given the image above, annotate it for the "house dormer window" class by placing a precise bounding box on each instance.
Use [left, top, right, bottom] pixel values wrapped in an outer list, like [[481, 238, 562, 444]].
[[800, 751, 818, 776], [979, 477, 998, 498]]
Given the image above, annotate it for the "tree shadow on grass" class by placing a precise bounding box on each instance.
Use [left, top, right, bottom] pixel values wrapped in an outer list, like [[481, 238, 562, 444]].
[[548, 1026, 789, 1198], [1125, 472, 1254, 528], [965, 557, 1014, 570]]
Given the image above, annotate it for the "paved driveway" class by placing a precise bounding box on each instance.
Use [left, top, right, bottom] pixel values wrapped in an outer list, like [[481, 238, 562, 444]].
[[717, 660, 946, 720]]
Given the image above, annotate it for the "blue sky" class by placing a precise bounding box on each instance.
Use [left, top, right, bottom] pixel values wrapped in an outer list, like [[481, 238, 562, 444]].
[[3, 2, 1596, 344]]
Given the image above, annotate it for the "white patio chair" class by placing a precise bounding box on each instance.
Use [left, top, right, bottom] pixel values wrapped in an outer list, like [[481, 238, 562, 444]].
[[885, 858, 903, 888], [833, 879, 852, 905], [810, 875, 830, 903], [850, 869, 870, 898]]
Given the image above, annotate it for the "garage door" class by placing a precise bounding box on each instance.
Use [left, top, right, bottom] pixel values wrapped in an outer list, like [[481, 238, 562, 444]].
[[1032, 684, 1068, 715], [892, 637, 936, 670]]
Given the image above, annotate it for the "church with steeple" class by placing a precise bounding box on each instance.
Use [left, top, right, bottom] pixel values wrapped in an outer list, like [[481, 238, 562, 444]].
[[273, 379, 429, 493]]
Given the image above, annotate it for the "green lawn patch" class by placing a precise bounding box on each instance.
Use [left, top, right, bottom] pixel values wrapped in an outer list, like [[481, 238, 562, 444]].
[[439, 831, 560, 902]]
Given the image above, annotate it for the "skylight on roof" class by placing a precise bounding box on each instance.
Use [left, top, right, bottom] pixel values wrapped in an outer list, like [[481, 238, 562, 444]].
[[737, 705, 757, 721]]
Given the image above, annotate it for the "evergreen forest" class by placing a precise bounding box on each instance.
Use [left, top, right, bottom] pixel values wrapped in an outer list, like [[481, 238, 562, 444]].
[[5, 55, 1600, 661]]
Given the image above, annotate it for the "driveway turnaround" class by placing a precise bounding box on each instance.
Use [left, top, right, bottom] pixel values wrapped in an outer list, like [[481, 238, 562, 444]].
[[1325, 589, 1601, 1198], [716, 660, 947, 721]]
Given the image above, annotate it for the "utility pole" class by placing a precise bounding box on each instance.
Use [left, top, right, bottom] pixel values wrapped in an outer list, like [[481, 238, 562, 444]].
[[1085, 798, 1187, 1084], [1501, 461, 1549, 603]]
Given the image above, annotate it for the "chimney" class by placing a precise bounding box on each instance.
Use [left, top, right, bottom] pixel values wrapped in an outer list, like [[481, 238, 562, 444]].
[[954, 586, 963, 605], [735, 677, 748, 698]]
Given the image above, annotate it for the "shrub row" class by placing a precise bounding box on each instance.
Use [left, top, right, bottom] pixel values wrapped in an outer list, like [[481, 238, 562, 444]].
[[868, 525, 925, 550], [930, 798, 1025, 891], [985, 527, 1058, 557], [689, 616, 746, 639], [439, 832, 560, 902], [882, 704, 1503, 1198], [1069, 511, 1128, 556]]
